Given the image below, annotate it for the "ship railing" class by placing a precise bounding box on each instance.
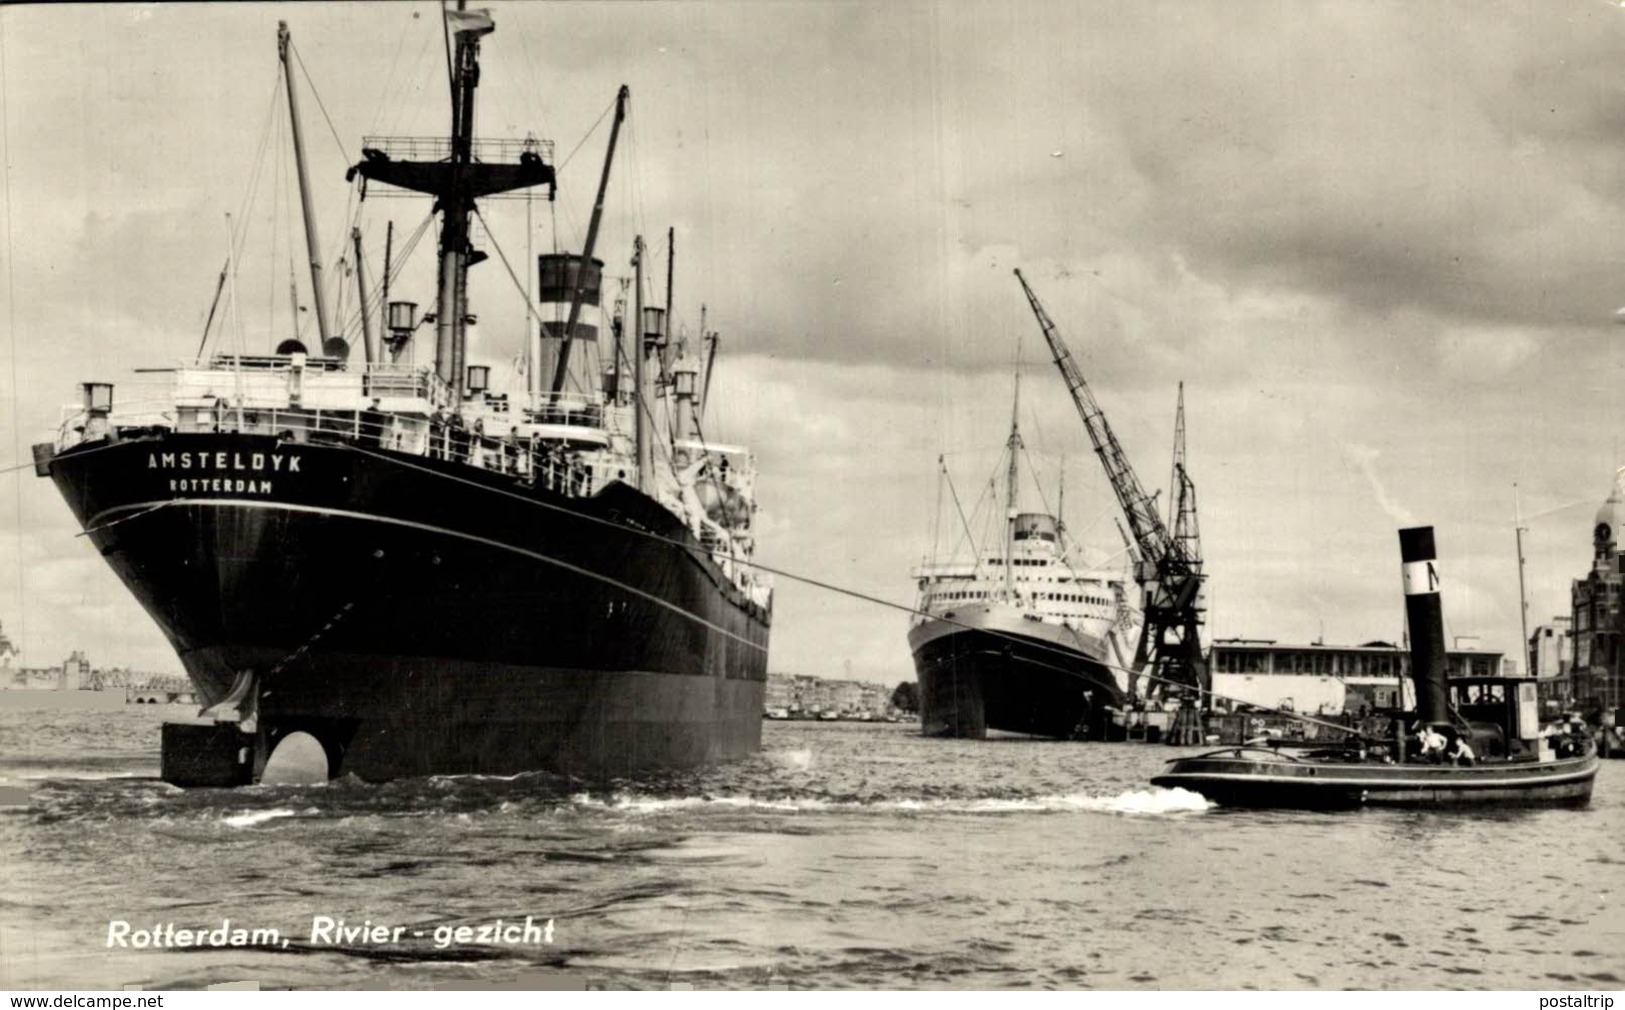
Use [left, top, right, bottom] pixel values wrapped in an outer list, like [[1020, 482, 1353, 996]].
[[55, 392, 179, 451], [363, 364, 452, 405], [191, 357, 453, 406], [358, 136, 556, 200], [520, 395, 603, 428], [53, 397, 612, 500], [206, 353, 346, 373], [360, 135, 555, 164], [52, 362, 461, 452]]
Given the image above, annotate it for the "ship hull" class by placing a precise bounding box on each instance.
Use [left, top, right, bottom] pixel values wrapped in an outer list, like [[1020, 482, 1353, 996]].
[[908, 604, 1126, 740], [1151, 748, 1600, 810], [44, 432, 769, 780]]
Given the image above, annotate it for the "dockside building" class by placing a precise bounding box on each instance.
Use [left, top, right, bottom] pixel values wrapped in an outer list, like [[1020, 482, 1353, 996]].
[[1569, 470, 1625, 722]]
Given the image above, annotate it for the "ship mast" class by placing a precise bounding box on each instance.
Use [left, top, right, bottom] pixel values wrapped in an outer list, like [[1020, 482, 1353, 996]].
[[1004, 359, 1022, 604], [278, 22, 331, 351], [347, 6, 556, 402], [441, 3, 481, 403], [633, 236, 650, 490], [352, 227, 376, 364], [1514, 483, 1530, 674]]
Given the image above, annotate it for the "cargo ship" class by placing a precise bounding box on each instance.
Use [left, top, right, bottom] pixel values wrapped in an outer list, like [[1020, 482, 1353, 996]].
[[908, 375, 1139, 740], [32, 7, 771, 784]]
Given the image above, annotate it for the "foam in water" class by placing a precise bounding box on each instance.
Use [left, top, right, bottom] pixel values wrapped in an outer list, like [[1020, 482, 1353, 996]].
[[764, 747, 814, 770], [568, 786, 1213, 816], [1095, 786, 1213, 814], [222, 808, 302, 828]]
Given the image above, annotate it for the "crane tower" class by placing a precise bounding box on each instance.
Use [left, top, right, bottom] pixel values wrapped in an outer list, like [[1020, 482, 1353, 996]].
[[1014, 270, 1209, 700]]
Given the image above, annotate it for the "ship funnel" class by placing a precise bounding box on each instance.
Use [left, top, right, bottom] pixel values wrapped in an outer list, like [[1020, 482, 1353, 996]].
[[1399, 525, 1450, 724], [535, 253, 604, 391], [537, 254, 604, 332], [1013, 513, 1059, 543]]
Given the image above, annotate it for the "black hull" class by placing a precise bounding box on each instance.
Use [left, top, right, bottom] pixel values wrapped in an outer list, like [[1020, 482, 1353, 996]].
[[1151, 747, 1600, 810], [44, 432, 769, 779], [909, 608, 1125, 740]]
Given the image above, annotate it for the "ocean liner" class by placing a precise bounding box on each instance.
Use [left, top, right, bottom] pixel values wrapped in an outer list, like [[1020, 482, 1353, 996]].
[[908, 378, 1140, 740], [32, 8, 771, 784]]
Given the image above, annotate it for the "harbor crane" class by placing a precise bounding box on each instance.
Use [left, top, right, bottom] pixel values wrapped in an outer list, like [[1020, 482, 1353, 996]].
[[1014, 270, 1209, 700], [1168, 382, 1201, 595]]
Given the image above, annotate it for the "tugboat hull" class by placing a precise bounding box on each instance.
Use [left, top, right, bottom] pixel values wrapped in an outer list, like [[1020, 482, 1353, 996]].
[[1151, 748, 1600, 810]]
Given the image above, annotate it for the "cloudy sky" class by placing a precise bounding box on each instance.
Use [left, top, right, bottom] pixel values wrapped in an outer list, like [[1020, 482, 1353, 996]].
[[4, 1, 1625, 685]]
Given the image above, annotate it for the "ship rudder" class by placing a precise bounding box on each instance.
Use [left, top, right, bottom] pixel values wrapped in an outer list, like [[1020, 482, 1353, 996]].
[[161, 722, 255, 787]]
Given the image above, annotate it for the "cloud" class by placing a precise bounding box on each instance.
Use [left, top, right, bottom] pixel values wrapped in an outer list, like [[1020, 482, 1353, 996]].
[[1435, 326, 1543, 381]]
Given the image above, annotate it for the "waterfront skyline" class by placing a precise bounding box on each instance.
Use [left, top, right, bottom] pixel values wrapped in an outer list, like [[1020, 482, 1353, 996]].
[[4, 2, 1625, 681]]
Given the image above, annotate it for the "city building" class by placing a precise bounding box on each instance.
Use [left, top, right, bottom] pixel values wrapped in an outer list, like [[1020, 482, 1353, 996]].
[[761, 672, 900, 720], [1570, 470, 1625, 721], [1209, 639, 1508, 717], [0, 633, 193, 704], [1528, 617, 1573, 717]]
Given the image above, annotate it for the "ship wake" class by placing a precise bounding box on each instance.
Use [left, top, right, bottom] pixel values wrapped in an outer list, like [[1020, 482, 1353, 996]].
[[568, 786, 1213, 817]]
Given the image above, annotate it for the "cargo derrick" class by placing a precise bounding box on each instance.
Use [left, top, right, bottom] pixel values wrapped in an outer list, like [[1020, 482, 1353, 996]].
[[1013, 270, 1209, 702]]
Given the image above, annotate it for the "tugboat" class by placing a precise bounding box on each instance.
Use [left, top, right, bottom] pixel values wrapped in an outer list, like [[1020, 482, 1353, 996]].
[[1151, 526, 1599, 809], [31, 7, 771, 785]]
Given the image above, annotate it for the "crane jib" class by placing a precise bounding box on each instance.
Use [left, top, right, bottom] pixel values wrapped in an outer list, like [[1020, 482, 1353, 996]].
[[1013, 267, 1208, 694]]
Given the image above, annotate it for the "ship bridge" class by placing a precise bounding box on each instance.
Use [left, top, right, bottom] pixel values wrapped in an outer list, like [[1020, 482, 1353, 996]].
[[1012, 513, 1059, 543]]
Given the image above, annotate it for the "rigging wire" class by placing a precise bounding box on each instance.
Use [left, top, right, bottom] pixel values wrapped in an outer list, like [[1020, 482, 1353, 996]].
[[469, 205, 572, 393], [312, 441, 1352, 736], [440, 0, 455, 128], [202, 69, 284, 361], [556, 93, 617, 173], [929, 455, 944, 563], [330, 211, 435, 354], [510, 11, 552, 164], [471, 206, 550, 332], [291, 43, 353, 165], [268, 96, 287, 345], [230, 71, 284, 264], [942, 461, 987, 581], [548, 92, 618, 260], [315, 177, 363, 345], [18, 439, 1462, 743], [365, 10, 416, 139]]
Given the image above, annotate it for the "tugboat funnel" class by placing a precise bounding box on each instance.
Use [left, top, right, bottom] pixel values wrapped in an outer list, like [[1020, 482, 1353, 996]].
[[1399, 526, 1450, 725]]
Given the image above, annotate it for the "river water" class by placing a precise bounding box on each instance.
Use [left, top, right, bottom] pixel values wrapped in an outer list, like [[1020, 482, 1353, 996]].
[[1, 705, 1620, 990]]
